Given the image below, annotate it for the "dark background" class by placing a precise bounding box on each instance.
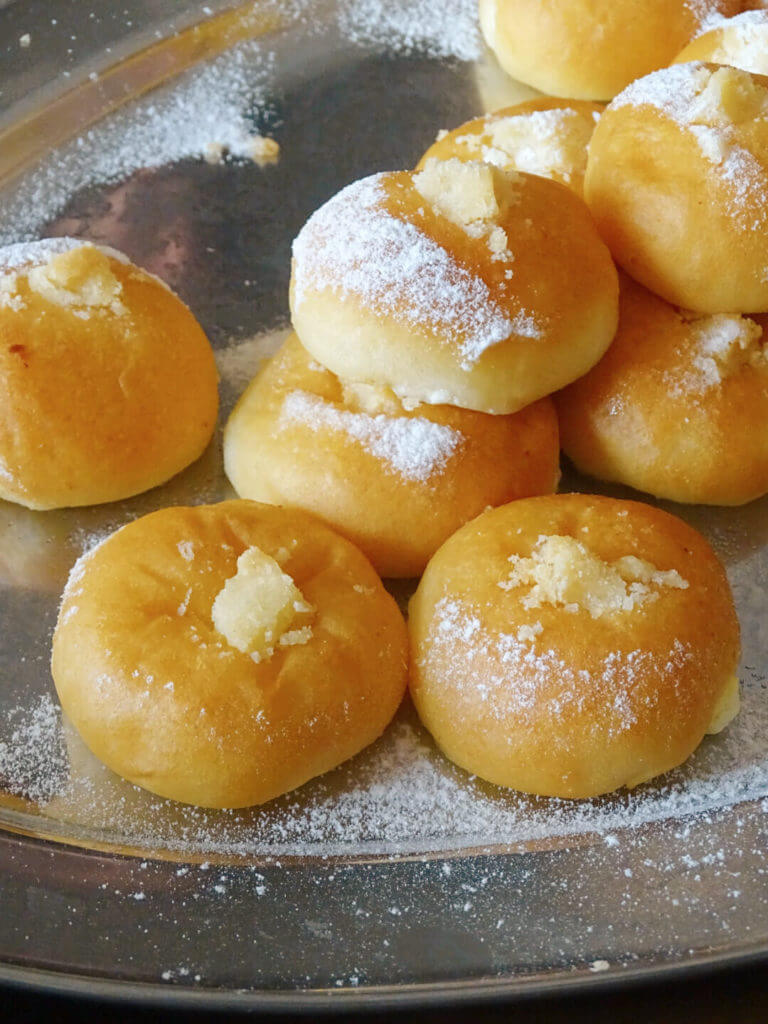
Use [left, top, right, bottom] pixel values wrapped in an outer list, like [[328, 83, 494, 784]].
[[4, 961, 768, 1022]]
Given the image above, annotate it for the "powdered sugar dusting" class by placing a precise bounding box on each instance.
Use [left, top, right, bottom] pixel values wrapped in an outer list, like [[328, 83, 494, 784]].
[[280, 389, 463, 482], [613, 64, 768, 229], [292, 174, 542, 369], [338, 0, 481, 60], [686, 0, 732, 33], [419, 596, 695, 738], [700, 9, 768, 56], [0, 237, 133, 272], [0, 695, 68, 804], [666, 312, 766, 395], [0, 40, 278, 246]]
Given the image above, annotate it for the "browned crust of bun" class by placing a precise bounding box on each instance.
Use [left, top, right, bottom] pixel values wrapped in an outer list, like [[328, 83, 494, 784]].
[[409, 494, 740, 799], [290, 170, 618, 415], [0, 254, 218, 509], [584, 63, 768, 313], [51, 500, 408, 808], [479, 0, 739, 100], [556, 274, 768, 505], [223, 333, 560, 577]]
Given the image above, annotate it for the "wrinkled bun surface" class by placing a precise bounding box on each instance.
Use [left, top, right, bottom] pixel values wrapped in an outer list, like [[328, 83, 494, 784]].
[[223, 334, 560, 577], [409, 494, 740, 799], [585, 63, 768, 312], [0, 238, 218, 509], [290, 170, 618, 414], [52, 500, 408, 808], [418, 98, 604, 196], [478, 0, 739, 100], [556, 274, 768, 505]]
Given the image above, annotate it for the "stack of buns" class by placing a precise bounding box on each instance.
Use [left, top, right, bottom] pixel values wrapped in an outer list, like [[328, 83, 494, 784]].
[[36, 0, 761, 808], [225, 153, 619, 576]]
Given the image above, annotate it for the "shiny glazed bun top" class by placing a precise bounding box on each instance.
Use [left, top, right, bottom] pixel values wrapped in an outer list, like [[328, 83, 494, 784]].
[[52, 500, 408, 808], [409, 494, 741, 799]]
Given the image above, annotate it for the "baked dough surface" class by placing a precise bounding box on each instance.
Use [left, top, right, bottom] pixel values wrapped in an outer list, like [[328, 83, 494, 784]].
[[556, 273, 768, 505], [479, 0, 739, 101], [0, 238, 218, 509], [290, 169, 618, 414], [51, 500, 408, 808], [223, 333, 560, 577], [585, 63, 768, 312], [409, 494, 740, 799]]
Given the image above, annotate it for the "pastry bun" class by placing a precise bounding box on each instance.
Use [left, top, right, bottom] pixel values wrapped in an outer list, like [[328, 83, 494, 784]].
[[478, 0, 739, 101], [556, 273, 768, 505], [418, 98, 603, 197], [409, 494, 740, 799], [584, 62, 768, 312], [674, 11, 768, 75], [223, 333, 560, 578], [51, 500, 408, 808], [0, 238, 218, 509], [290, 168, 618, 415]]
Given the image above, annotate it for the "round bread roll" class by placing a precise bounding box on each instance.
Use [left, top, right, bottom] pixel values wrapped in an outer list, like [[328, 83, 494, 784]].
[[409, 494, 741, 799], [674, 11, 768, 75], [0, 238, 218, 509], [417, 98, 604, 197], [51, 500, 408, 808], [290, 167, 618, 415], [223, 333, 560, 578], [478, 0, 739, 101], [556, 273, 768, 505], [585, 62, 768, 312]]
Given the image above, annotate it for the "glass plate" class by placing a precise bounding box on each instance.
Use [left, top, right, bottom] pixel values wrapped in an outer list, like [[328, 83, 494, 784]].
[[0, 0, 767, 1008]]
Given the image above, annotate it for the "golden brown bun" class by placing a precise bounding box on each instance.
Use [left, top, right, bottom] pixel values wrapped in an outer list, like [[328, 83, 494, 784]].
[[479, 0, 739, 101], [51, 500, 408, 808], [0, 239, 218, 509], [674, 11, 768, 75], [556, 274, 768, 505], [290, 170, 618, 414], [223, 333, 560, 578], [417, 98, 604, 197], [585, 63, 768, 312], [409, 494, 740, 799]]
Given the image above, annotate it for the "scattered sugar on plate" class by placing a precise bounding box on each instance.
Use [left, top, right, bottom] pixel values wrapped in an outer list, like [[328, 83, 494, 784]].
[[337, 0, 482, 61], [0, 0, 484, 246]]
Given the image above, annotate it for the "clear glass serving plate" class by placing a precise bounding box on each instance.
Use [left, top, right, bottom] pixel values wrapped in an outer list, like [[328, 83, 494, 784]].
[[0, 0, 766, 1009]]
